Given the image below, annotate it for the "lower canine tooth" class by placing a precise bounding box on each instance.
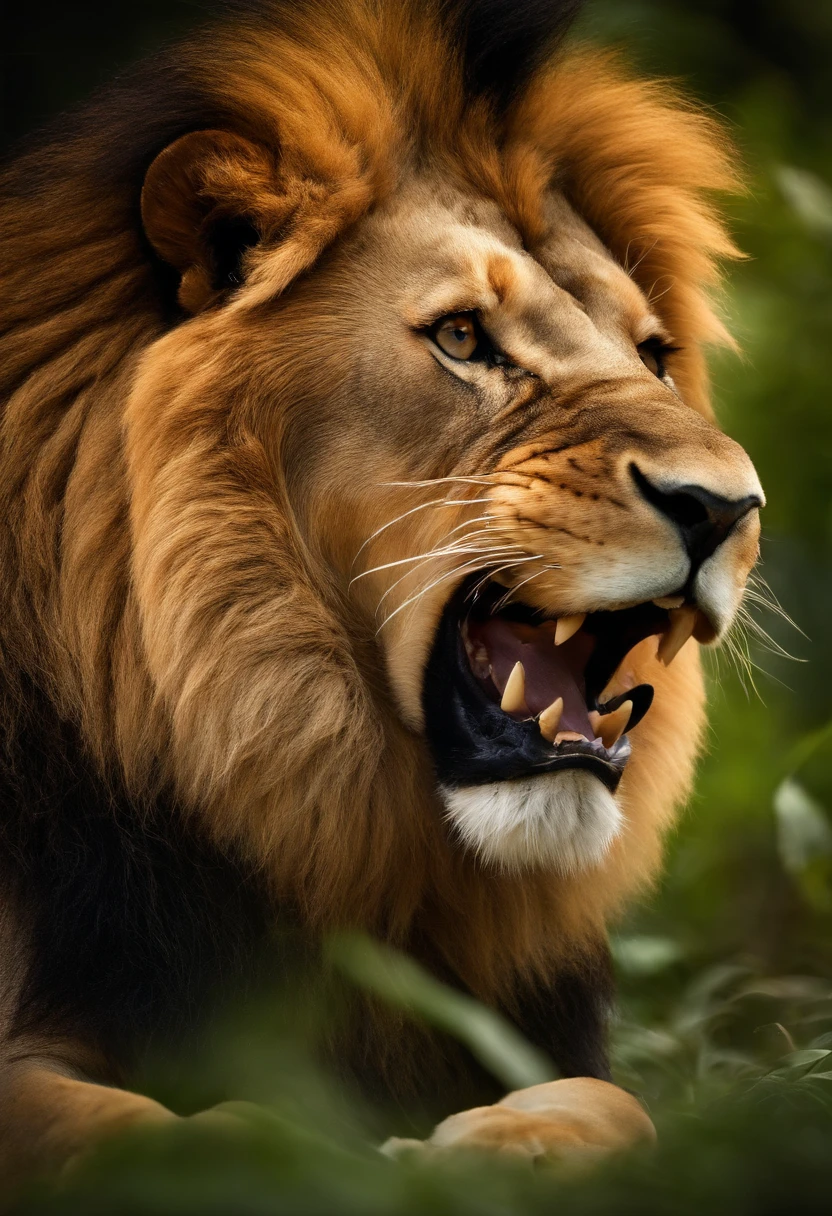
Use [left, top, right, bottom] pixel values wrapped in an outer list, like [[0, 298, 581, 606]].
[[590, 700, 633, 748], [500, 661, 527, 714], [554, 613, 586, 646], [538, 696, 564, 742], [555, 730, 586, 744], [657, 606, 697, 666]]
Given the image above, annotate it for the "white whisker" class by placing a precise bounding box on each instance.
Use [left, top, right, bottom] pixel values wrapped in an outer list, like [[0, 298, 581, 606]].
[[380, 475, 504, 489], [372, 536, 522, 614], [492, 565, 559, 613], [736, 604, 804, 662], [351, 497, 493, 567], [623, 237, 658, 280], [349, 542, 521, 586], [377, 554, 542, 634], [465, 557, 545, 604], [722, 627, 757, 698], [442, 514, 499, 539], [744, 577, 807, 638]]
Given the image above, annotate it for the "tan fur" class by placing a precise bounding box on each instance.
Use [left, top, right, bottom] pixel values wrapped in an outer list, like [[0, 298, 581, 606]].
[[384, 1076, 657, 1162], [0, 1060, 173, 1185], [0, 0, 761, 1169]]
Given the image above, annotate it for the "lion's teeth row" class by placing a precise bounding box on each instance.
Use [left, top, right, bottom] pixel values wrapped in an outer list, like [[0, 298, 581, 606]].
[[484, 599, 697, 737], [500, 660, 633, 749], [554, 601, 693, 667]]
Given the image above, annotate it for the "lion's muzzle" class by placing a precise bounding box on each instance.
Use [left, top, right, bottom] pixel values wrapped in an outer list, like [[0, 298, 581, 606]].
[[419, 425, 763, 873]]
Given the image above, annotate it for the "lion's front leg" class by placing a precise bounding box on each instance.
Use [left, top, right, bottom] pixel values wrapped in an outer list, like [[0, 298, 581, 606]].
[[383, 1077, 655, 1164], [0, 1051, 175, 1183]]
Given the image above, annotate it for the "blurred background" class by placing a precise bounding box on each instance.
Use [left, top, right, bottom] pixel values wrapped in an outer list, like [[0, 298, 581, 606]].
[[4, 2, 832, 1212]]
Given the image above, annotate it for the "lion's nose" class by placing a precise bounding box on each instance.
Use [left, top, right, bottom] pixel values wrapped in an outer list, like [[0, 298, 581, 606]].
[[631, 463, 762, 571]]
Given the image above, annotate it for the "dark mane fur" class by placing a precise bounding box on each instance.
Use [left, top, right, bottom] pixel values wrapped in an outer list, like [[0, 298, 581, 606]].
[[453, 0, 584, 107], [0, 671, 268, 1069]]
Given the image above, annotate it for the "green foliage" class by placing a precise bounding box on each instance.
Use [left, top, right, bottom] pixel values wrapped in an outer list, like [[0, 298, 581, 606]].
[[327, 933, 556, 1091]]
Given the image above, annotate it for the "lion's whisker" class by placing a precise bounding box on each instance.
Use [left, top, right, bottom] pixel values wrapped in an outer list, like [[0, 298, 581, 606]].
[[351, 497, 493, 567], [375, 557, 504, 632], [380, 475, 503, 489], [736, 604, 804, 663], [622, 237, 658, 280], [349, 541, 522, 586], [465, 556, 545, 604], [721, 626, 757, 698], [646, 275, 675, 306], [377, 554, 542, 634], [744, 577, 806, 637], [374, 532, 527, 607], [491, 564, 558, 613], [372, 533, 519, 612], [442, 514, 499, 539]]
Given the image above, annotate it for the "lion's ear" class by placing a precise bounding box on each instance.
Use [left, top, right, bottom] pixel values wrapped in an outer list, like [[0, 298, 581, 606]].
[[141, 130, 280, 313]]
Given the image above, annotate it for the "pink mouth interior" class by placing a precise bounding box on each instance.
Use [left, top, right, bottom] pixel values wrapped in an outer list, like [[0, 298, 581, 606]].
[[465, 617, 599, 739]]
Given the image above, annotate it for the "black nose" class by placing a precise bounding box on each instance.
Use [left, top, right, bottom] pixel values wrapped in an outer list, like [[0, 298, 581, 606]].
[[631, 464, 762, 571]]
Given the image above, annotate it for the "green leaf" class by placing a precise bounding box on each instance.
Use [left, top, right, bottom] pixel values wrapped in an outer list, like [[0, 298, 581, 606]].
[[612, 935, 685, 976], [768, 1049, 832, 1080], [774, 779, 832, 872], [776, 166, 832, 237], [774, 779, 832, 912], [325, 931, 556, 1092]]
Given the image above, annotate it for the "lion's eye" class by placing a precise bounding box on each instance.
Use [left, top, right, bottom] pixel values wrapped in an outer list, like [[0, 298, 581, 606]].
[[638, 339, 676, 380], [432, 314, 480, 361]]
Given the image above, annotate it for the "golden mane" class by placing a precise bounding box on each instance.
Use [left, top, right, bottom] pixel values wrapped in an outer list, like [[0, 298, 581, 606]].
[[0, 0, 740, 1012]]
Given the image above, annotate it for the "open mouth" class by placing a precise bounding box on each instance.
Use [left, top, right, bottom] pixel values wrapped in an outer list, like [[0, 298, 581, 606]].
[[423, 574, 696, 794]]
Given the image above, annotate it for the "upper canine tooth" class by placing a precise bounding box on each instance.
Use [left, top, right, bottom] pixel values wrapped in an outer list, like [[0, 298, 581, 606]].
[[500, 661, 527, 714], [555, 730, 586, 744], [590, 700, 633, 748], [653, 595, 685, 610], [554, 614, 586, 646], [657, 606, 697, 666], [538, 696, 564, 742]]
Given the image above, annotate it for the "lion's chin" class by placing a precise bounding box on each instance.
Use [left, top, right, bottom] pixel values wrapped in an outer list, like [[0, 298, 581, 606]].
[[440, 770, 623, 874]]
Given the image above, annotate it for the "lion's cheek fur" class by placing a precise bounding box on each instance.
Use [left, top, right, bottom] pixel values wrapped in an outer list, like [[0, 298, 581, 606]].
[[120, 335, 428, 926]]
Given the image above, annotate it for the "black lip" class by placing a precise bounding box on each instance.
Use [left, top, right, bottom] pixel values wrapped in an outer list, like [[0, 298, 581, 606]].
[[422, 576, 658, 793]]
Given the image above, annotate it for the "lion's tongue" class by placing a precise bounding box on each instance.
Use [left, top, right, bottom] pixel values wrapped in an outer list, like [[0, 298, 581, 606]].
[[469, 618, 597, 737]]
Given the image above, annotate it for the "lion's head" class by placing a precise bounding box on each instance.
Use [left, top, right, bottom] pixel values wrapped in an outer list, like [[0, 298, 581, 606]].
[[0, 0, 761, 988]]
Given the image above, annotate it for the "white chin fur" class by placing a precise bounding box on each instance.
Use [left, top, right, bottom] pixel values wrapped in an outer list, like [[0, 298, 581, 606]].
[[441, 771, 623, 874]]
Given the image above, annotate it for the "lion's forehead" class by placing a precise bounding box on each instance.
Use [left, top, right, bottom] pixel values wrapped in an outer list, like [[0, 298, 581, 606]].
[[307, 177, 655, 378]]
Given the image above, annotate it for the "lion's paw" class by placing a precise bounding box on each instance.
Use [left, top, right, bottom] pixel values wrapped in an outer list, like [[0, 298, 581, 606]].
[[382, 1077, 655, 1167]]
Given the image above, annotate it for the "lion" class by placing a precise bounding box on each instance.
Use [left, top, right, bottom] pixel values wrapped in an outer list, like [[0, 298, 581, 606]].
[[0, 0, 763, 1179]]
